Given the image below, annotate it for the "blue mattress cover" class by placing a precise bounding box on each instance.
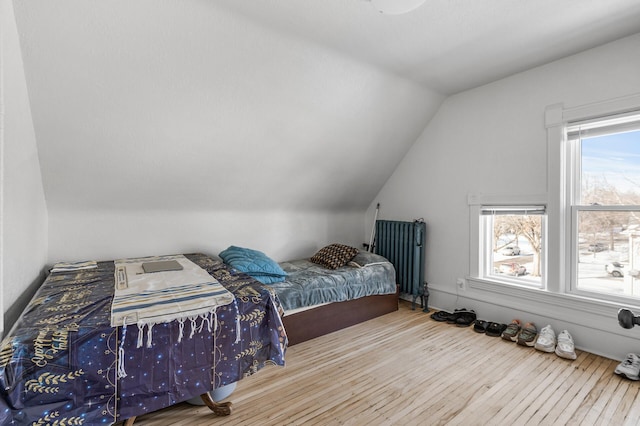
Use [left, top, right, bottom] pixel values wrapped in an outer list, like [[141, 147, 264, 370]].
[[271, 251, 397, 311]]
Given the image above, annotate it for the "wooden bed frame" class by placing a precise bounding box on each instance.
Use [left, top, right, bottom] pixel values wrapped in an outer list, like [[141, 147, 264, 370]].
[[282, 290, 399, 346]]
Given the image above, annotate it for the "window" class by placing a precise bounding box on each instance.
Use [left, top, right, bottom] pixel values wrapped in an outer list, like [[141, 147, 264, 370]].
[[469, 96, 640, 309], [567, 112, 640, 300], [480, 205, 546, 288]]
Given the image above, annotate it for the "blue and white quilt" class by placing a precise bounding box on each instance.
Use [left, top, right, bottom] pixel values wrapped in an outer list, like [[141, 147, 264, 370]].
[[0, 253, 287, 425]]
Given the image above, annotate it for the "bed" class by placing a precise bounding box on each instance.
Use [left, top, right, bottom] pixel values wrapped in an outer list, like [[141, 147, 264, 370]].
[[220, 246, 399, 346], [277, 250, 399, 345], [0, 253, 286, 425]]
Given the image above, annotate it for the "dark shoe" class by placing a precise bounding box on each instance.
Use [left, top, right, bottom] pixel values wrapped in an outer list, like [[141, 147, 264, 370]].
[[473, 320, 489, 333], [486, 322, 507, 337], [446, 308, 470, 324], [456, 310, 477, 327], [501, 319, 522, 342], [517, 322, 538, 347], [431, 311, 452, 322]]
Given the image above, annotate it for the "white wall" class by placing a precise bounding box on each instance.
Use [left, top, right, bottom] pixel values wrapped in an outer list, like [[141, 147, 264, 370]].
[[48, 208, 364, 264], [370, 33, 640, 360], [0, 0, 48, 335]]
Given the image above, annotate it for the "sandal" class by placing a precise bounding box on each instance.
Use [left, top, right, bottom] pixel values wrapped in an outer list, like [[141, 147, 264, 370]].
[[446, 308, 470, 324], [486, 322, 507, 337], [431, 311, 452, 322], [516, 322, 538, 347], [473, 320, 488, 333], [501, 319, 522, 342], [456, 310, 477, 327]]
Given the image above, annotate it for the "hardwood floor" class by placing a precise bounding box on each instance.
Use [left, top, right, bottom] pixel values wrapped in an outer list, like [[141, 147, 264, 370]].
[[128, 301, 640, 425]]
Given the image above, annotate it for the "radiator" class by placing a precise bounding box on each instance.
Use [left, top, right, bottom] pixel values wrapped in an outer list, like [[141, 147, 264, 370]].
[[374, 220, 426, 309]]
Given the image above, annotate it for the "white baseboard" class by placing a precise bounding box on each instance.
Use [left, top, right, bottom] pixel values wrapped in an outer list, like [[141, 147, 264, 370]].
[[423, 282, 638, 362]]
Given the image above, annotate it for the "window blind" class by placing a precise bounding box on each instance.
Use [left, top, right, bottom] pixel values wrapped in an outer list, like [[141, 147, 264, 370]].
[[567, 111, 640, 140], [481, 205, 546, 216]]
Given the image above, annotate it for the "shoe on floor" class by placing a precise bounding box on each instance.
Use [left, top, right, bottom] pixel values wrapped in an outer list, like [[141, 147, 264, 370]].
[[555, 330, 577, 360], [534, 325, 556, 353], [485, 322, 507, 337], [446, 308, 469, 324], [615, 353, 640, 381], [501, 319, 521, 342], [455, 310, 477, 327], [517, 322, 537, 347], [473, 320, 489, 333], [430, 311, 452, 322]]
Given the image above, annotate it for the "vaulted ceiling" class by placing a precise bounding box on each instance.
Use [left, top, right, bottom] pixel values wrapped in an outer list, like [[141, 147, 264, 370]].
[[214, 0, 640, 94], [12, 0, 640, 212]]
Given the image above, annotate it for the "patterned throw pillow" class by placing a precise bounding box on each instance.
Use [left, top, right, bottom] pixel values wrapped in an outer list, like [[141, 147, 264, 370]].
[[310, 244, 359, 269]]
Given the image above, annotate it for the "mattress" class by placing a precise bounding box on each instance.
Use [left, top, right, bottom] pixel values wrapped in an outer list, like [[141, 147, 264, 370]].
[[271, 251, 397, 311]]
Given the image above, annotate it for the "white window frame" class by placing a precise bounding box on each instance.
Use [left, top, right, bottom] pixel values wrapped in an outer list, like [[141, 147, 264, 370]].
[[479, 205, 546, 289], [546, 93, 640, 305], [469, 194, 547, 289], [465, 94, 640, 321], [565, 112, 640, 302]]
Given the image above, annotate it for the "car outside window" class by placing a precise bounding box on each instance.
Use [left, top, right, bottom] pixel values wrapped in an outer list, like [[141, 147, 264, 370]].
[[481, 206, 545, 288]]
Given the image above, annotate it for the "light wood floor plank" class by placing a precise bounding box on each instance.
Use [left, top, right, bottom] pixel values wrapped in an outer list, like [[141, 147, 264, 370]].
[[550, 355, 609, 426], [601, 378, 633, 425], [518, 353, 596, 425], [622, 387, 640, 425], [572, 359, 621, 425], [124, 301, 640, 425]]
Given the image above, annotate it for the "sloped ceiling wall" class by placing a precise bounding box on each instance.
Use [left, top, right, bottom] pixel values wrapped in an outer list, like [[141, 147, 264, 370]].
[[13, 1, 443, 215], [1, 0, 48, 333]]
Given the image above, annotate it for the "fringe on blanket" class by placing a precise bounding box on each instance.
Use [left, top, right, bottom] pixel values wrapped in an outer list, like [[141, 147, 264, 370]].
[[117, 319, 128, 379], [116, 307, 243, 379], [140, 310, 218, 348], [234, 299, 241, 344], [117, 308, 240, 379]]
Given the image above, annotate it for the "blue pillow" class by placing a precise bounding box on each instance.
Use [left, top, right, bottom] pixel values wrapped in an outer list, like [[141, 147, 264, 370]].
[[219, 246, 287, 284]]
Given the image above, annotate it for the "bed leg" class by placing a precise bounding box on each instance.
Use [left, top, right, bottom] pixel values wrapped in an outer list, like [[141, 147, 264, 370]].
[[124, 416, 137, 426], [200, 393, 233, 416]]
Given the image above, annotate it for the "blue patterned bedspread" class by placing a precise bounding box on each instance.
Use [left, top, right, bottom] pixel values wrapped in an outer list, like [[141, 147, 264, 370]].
[[0, 253, 286, 425], [272, 251, 397, 311]]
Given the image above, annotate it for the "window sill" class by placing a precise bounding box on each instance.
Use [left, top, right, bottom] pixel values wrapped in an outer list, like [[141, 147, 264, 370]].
[[466, 276, 636, 321], [485, 274, 543, 289]]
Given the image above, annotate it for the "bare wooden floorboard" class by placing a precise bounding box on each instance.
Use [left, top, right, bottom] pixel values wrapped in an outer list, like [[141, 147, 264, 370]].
[[623, 388, 640, 425], [125, 301, 640, 425]]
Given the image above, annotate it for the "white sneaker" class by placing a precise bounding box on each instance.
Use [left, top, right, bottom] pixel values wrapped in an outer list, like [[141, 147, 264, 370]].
[[615, 353, 640, 380], [555, 330, 577, 360], [534, 325, 556, 353]]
